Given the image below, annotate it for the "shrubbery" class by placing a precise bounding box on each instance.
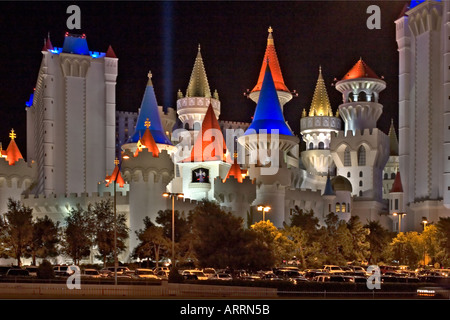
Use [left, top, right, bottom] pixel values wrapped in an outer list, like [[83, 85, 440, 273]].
[[37, 260, 55, 279]]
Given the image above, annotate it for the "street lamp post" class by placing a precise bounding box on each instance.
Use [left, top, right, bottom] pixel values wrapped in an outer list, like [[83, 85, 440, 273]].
[[393, 212, 406, 233], [257, 205, 271, 222], [163, 192, 184, 268]]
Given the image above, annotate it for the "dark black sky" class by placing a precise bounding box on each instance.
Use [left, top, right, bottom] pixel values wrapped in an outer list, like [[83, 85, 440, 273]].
[[0, 0, 407, 155]]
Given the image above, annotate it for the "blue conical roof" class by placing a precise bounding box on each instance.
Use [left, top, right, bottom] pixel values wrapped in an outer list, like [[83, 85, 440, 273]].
[[129, 74, 172, 145], [323, 174, 335, 196], [244, 64, 293, 136]]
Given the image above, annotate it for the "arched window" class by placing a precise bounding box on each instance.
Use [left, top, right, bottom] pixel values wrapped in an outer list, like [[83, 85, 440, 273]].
[[347, 203, 350, 212], [184, 123, 190, 130], [391, 172, 396, 179], [335, 203, 341, 213], [384, 173, 389, 180], [193, 122, 201, 131], [347, 172, 351, 178], [341, 203, 346, 212], [344, 147, 351, 166], [358, 145, 366, 166], [358, 91, 367, 102], [359, 180, 363, 187], [309, 142, 314, 150], [318, 142, 324, 150], [359, 171, 363, 177], [359, 190, 363, 197]]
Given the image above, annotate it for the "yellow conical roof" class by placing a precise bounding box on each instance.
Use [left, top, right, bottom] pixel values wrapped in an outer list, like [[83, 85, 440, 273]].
[[309, 66, 333, 117]]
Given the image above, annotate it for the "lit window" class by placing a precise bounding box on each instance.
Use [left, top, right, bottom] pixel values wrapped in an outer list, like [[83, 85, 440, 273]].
[[335, 203, 341, 213], [341, 203, 346, 212]]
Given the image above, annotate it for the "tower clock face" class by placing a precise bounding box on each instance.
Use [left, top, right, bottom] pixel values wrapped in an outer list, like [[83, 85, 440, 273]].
[[192, 168, 209, 183]]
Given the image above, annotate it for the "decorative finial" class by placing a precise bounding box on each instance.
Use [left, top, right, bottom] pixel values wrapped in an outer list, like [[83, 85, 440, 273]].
[[198, 43, 201, 52], [234, 152, 238, 159], [268, 26, 273, 34], [319, 65, 322, 73], [9, 129, 16, 140], [114, 157, 119, 166], [147, 70, 152, 79], [144, 118, 151, 129]]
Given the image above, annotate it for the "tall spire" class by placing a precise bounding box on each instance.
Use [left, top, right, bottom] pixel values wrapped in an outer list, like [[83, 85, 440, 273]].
[[309, 66, 333, 117], [388, 119, 399, 156], [245, 64, 294, 136], [251, 26, 289, 94], [129, 72, 172, 145], [186, 44, 212, 98], [223, 153, 244, 183]]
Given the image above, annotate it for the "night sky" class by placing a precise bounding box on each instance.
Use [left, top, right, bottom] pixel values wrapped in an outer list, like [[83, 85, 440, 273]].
[[0, 1, 408, 156]]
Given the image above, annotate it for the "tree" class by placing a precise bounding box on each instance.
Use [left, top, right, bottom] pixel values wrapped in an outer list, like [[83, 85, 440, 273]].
[[28, 215, 60, 265], [346, 216, 370, 263], [0, 198, 34, 266], [364, 220, 392, 264], [289, 207, 320, 240], [422, 225, 440, 266], [134, 217, 170, 268], [250, 220, 293, 265], [89, 200, 129, 267], [436, 217, 450, 265], [190, 200, 271, 270], [390, 232, 422, 267], [62, 205, 93, 265], [283, 226, 309, 268], [155, 209, 189, 243]]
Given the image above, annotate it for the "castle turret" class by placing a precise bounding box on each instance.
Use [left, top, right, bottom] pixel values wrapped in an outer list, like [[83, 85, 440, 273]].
[[330, 58, 389, 203], [300, 66, 341, 179], [123, 71, 173, 154], [248, 26, 293, 109], [176, 45, 220, 144], [238, 63, 299, 227]]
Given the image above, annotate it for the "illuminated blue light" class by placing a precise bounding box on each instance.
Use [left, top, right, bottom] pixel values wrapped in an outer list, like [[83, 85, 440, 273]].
[[25, 93, 34, 107], [245, 65, 294, 137], [409, 0, 440, 9], [62, 34, 90, 55]]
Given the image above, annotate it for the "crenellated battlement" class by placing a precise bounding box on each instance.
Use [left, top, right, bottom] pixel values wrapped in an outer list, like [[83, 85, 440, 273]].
[[331, 128, 386, 140]]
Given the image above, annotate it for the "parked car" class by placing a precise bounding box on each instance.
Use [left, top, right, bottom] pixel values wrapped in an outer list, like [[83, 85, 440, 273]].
[[322, 265, 344, 274], [53, 265, 80, 277], [181, 270, 208, 280], [156, 270, 170, 280], [6, 268, 30, 277], [107, 266, 130, 274], [0, 266, 10, 276], [201, 268, 216, 278], [134, 268, 159, 279], [82, 269, 102, 278], [24, 266, 38, 276], [209, 273, 233, 281], [260, 272, 283, 281], [313, 275, 350, 282]]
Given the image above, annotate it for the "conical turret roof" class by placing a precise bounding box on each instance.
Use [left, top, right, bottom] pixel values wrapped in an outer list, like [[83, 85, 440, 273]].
[[5, 129, 23, 165], [309, 66, 333, 117], [186, 45, 212, 98], [390, 171, 403, 193], [129, 71, 172, 145], [341, 58, 380, 80], [182, 103, 230, 163], [223, 153, 244, 183], [134, 118, 160, 157], [245, 64, 294, 136], [251, 27, 289, 94], [388, 119, 399, 156]]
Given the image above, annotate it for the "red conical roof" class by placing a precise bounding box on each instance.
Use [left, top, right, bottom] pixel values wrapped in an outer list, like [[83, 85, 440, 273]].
[[342, 58, 380, 80], [251, 27, 289, 93], [134, 118, 160, 157], [390, 172, 403, 193], [223, 154, 243, 183], [183, 103, 230, 163], [5, 130, 23, 165], [106, 45, 117, 58], [105, 161, 125, 188]]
